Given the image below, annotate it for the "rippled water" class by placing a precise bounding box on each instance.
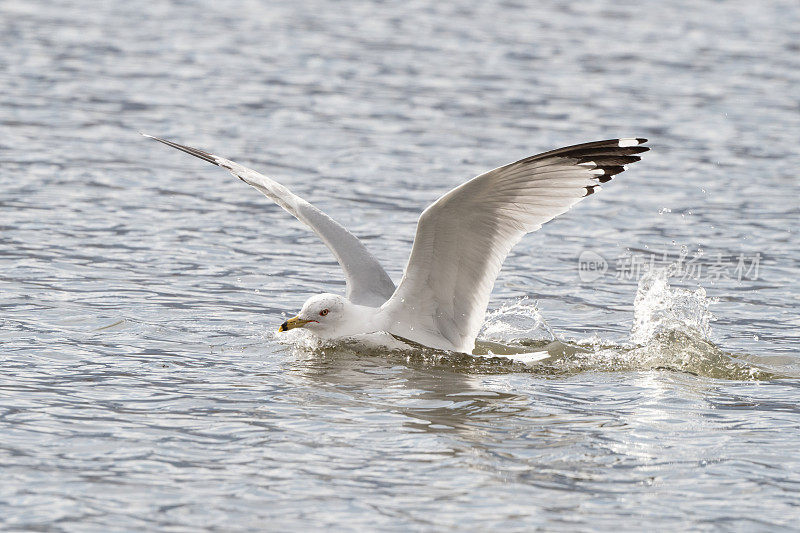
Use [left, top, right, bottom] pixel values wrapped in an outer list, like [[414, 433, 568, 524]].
[[2, 0, 800, 530]]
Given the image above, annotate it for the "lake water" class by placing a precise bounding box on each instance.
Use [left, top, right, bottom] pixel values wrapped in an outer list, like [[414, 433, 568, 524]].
[[2, 0, 800, 530]]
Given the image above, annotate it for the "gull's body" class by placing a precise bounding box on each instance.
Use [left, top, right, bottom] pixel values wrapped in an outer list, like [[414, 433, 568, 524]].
[[145, 134, 648, 353]]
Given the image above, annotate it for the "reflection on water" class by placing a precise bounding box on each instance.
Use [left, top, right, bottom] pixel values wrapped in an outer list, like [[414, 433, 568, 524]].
[[295, 351, 529, 438]]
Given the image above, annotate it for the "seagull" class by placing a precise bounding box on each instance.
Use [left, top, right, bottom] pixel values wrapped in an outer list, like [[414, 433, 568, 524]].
[[144, 134, 648, 353]]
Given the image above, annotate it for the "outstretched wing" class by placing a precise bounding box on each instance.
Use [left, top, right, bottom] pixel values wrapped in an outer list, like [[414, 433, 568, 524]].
[[143, 134, 395, 307], [381, 138, 649, 353]]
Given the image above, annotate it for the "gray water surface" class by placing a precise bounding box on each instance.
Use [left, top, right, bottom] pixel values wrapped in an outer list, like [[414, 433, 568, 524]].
[[2, 0, 800, 530]]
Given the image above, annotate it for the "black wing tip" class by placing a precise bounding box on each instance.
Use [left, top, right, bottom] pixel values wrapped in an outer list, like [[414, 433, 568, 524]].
[[634, 138, 650, 152], [142, 133, 220, 166], [527, 137, 651, 163], [580, 138, 649, 195]]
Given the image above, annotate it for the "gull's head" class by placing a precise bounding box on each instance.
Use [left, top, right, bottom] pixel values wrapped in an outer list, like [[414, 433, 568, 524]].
[[278, 293, 349, 336]]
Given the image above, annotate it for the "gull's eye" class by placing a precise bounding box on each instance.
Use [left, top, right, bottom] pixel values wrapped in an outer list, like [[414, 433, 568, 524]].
[[319, 309, 329, 317]]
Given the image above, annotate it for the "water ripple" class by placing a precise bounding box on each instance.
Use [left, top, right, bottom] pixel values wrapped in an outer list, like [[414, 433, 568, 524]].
[[2, 0, 800, 529]]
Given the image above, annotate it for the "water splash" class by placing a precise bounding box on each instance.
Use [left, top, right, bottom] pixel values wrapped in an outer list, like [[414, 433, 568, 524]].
[[270, 327, 323, 352], [480, 297, 555, 343], [631, 267, 714, 345], [473, 267, 774, 379], [529, 268, 774, 380]]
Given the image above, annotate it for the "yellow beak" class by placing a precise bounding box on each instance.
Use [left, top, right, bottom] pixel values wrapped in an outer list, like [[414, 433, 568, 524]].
[[278, 316, 312, 332]]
